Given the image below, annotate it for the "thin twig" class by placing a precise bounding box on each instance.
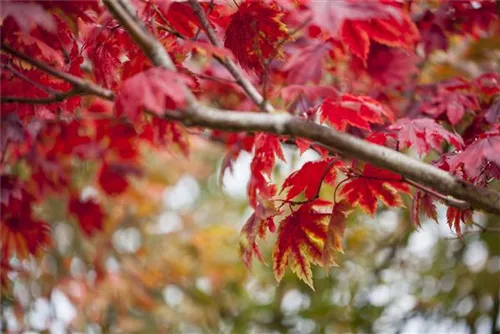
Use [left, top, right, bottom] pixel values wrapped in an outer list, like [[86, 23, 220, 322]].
[[404, 178, 470, 210], [2, 63, 59, 95], [0, 43, 114, 101], [1, 89, 87, 104], [187, 0, 275, 113]]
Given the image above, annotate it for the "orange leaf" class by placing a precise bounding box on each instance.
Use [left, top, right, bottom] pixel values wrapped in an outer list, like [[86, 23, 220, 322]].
[[272, 200, 332, 289]]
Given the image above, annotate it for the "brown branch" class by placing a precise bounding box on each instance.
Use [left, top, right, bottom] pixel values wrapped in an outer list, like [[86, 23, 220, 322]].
[[102, 0, 500, 216], [1, 89, 88, 105], [187, 0, 275, 113], [0, 43, 114, 101]]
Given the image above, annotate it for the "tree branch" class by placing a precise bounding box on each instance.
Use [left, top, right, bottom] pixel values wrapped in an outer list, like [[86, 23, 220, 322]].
[[162, 106, 500, 215], [0, 43, 114, 101], [4, 0, 498, 216], [102, 0, 500, 216], [187, 0, 275, 113], [1, 89, 88, 104]]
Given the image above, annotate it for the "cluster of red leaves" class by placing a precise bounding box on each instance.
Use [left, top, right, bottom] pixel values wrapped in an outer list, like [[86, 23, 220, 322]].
[[1, 0, 499, 290], [224, 1, 288, 74]]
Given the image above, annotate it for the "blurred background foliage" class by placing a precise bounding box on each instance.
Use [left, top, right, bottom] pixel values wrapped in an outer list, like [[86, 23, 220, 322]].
[[1, 133, 499, 334], [2, 7, 500, 333]]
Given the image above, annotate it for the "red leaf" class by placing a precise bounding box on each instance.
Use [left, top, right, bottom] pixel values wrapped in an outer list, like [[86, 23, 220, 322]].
[[1, 216, 51, 259], [248, 133, 285, 207], [446, 207, 473, 236], [410, 191, 438, 227], [423, 90, 479, 126], [239, 198, 280, 269], [272, 200, 332, 289], [115, 68, 193, 121], [360, 43, 419, 86], [281, 158, 342, 201], [98, 163, 138, 195], [224, 1, 288, 74], [163, 2, 200, 38], [340, 164, 410, 215], [319, 94, 394, 131], [391, 118, 463, 156], [448, 133, 500, 181], [309, 0, 401, 36], [341, 20, 370, 63], [1, 1, 56, 32], [323, 201, 351, 264], [69, 197, 105, 237], [282, 41, 332, 84]]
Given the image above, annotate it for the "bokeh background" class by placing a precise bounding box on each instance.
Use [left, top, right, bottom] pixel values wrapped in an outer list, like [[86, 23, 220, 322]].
[[1, 137, 499, 333]]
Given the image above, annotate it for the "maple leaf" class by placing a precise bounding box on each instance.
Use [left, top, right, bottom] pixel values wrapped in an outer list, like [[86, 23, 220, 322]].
[[340, 164, 410, 215], [410, 191, 438, 227], [248, 133, 285, 207], [282, 41, 332, 84], [446, 207, 473, 236], [340, 9, 419, 64], [224, 1, 288, 74], [280, 158, 342, 201], [239, 197, 279, 269], [98, 163, 141, 195], [308, 0, 401, 36], [323, 201, 351, 264], [423, 89, 479, 126], [319, 94, 394, 132], [1, 1, 56, 32], [273, 200, 332, 289], [447, 133, 500, 181], [1, 216, 51, 259], [69, 196, 105, 237], [390, 118, 463, 156], [162, 2, 200, 38], [115, 68, 193, 121], [355, 43, 419, 86]]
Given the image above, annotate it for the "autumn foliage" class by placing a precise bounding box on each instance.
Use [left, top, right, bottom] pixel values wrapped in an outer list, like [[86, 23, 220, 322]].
[[1, 0, 500, 297]]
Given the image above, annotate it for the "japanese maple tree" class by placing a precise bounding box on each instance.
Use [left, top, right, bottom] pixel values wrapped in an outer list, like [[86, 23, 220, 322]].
[[1, 0, 500, 294]]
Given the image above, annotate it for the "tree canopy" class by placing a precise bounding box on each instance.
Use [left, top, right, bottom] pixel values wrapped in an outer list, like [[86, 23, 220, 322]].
[[1, 1, 499, 332]]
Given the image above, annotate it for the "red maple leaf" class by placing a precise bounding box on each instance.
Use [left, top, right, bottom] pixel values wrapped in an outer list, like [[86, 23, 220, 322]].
[[98, 163, 140, 195], [69, 196, 105, 237], [446, 207, 473, 236], [1, 1, 56, 33], [352, 43, 419, 86], [282, 40, 332, 84], [115, 67, 193, 121], [308, 0, 401, 36], [422, 88, 479, 126], [447, 133, 500, 181], [340, 164, 410, 215], [272, 200, 333, 289], [162, 2, 200, 38], [410, 191, 438, 227], [319, 94, 394, 131], [335, 3, 419, 63], [323, 201, 351, 264], [239, 197, 279, 269], [224, 1, 288, 74], [280, 158, 342, 201], [1, 216, 51, 259], [248, 133, 285, 207], [390, 118, 463, 156]]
